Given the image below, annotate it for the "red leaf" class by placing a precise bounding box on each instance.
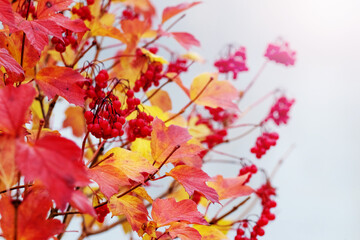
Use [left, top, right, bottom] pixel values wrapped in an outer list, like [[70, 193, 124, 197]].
[[15, 135, 89, 210], [168, 222, 202, 240], [0, 0, 15, 27], [49, 14, 88, 33], [37, 0, 73, 19], [167, 165, 219, 203], [35, 66, 86, 106], [0, 48, 24, 83], [71, 191, 96, 217], [162, 2, 201, 24], [0, 84, 36, 136], [151, 198, 208, 227], [207, 175, 254, 200], [170, 32, 200, 50], [0, 192, 64, 239]]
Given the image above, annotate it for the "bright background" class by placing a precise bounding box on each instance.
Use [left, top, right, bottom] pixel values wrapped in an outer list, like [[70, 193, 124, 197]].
[[63, 0, 360, 239]]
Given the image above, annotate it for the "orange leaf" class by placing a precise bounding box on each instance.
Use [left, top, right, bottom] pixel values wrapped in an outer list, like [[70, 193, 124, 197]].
[[36, 66, 86, 106], [0, 192, 64, 239], [146, 89, 172, 112], [151, 118, 191, 164], [0, 84, 36, 136], [167, 165, 219, 203], [15, 135, 90, 210], [168, 222, 202, 240], [207, 175, 254, 200], [193, 225, 228, 240], [0, 135, 17, 190], [170, 32, 200, 50], [109, 195, 148, 232], [162, 2, 201, 24], [0, 48, 24, 83], [190, 73, 239, 111], [63, 106, 86, 137], [151, 198, 208, 227]]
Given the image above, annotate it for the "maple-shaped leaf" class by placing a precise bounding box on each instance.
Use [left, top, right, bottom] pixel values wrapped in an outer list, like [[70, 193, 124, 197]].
[[0, 135, 16, 190], [151, 118, 191, 163], [0, 84, 36, 136], [190, 72, 239, 111], [146, 89, 172, 112], [0, 0, 15, 27], [162, 2, 201, 24], [207, 175, 254, 200], [0, 48, 24, 83], [0, 193, 64, 239], [63, 106, 86, 137], [168, 222, 202, 240], [167, 165, 219, 203], [170, 32, 200, 50], [109, 195, 148, 232], [15, 135, 90, 210], [35, 66, 86, 106], [151, 198, 208, 227], [193, 225, 228, 240], [89, 148, 156, 198]]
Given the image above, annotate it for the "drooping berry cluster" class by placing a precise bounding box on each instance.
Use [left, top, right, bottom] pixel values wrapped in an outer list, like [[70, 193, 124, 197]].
[[214, 46, 248, 79], [167, 58, 188, 74], [72, 0, 94, 22], [51, 30, 78, 53], [250, 132, 279, 159], [95, 204, 110, 223], [238, 164, 258, 185], [265, 96, 295, 126], [126, 112, 154, 142], [203, 129, 227, 149], [264, 41, 296, 66], [235, 182, 276, 240], [134, 62, 163, 92]]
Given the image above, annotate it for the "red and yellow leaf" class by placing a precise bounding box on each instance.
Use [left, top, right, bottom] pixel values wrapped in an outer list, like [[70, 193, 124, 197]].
[[207, 175, 254, 200], [162, 2, 201, 24], [170, 32, 200, 50], [168, 222, 202, 240], [151, 198, 208, 227], [0, 48, 24, 83], [35, 66, 86, 106], [15, 135, 89, 210], [0, 192, 64, 240], [0, 135, 17, 190], [0, 84, 36, 136], [146, 89, 172, 112], [167, 165, 219, 203], [109, 195, 148, 232], [193, 225, 228, 240]]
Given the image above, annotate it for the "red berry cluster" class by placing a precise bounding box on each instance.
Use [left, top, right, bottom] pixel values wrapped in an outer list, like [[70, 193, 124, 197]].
[[214, 46, 248, 79], [19, 1, 36, 18], [238, 164, 258, 184], [167, 58, 188, 74], [51, 30, 78, 53], [72, 1, 93, 22], [122, 7, 139, 20], [265, 96, 295, 126], [250, 132, 279, 159], [126, 112, 154, 142], [95, 204, 110, 223], [205, 106, 238, 124], [203, 129, 227, 149], [264, 41, 296, 66], [134, 62, 163, 92]]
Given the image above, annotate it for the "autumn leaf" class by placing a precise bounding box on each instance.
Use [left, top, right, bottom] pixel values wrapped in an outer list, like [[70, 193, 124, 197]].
[[151, 198, 208, 227], [167, 165, 219, 203], [63, 106, 86, 137], [15, 135, 90, 210], [162, 2, 201, 24], [123, 0, 156, 20], [0, 84, 36, 136], [0, 135, 16, 190], [139, 48, 168, 64], [146, 89, 172, 112], [0, 48, 24, 83], [190, 72, 239, 111], [207, 175, 254, 200], [170, 32, 200, 50], [109, 195, 148, 232], [71, 190, 96, 217], [36, 0, 73, 19], [0, 192, 64, 240], [193, 225, 228, 240], [0, 0, 16, 28], [36, 66, 86, 106], [168, 222, 202, 240], [89, 148, 156, 198]]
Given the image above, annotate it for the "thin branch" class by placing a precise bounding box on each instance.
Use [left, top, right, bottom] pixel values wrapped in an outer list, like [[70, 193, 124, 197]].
[[44, 95, 59, 128], [209, 197, 251, 224]]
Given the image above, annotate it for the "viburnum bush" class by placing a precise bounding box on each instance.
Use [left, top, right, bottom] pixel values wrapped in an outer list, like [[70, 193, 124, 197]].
[[0, 0, 296, 239]]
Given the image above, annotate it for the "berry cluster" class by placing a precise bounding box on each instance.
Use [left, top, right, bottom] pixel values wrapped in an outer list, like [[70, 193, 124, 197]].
[[51, 30, 78, 53], [214, 46, 248, 79], [95, 204, 110, 223], [126, 112, 154, 142], [234, 182, 276, 240], [250, 132, 279, 159], [167, 58, 188, 74], [205, 106, 237, 124], [72, 0, 94, 22], [203, 129, 227, 149], [134, 62, 163, 92], [265, 96, 295, 126], [238, 164, 258, 185], [264, 41, 296, 66], [122, 8, 139, 20]]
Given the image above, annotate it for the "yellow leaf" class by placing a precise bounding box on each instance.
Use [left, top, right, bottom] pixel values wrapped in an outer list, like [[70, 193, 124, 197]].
[[133, 187, 153, 203], [193, 225, 228, 240], [130, 138, 154, 163], [140, 48, 168, 64], [181, 51, 205, 63], [214, 219, 233, 235], [63, 106, 86, 137], [188, 115, 211, 139], [146, 89, 172, 112]]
